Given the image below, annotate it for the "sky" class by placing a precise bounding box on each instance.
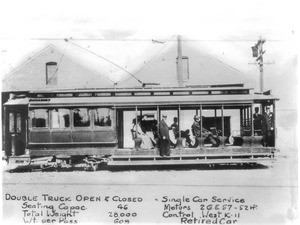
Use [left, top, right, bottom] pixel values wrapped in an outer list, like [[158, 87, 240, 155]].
[[0, 0, 298, 112]]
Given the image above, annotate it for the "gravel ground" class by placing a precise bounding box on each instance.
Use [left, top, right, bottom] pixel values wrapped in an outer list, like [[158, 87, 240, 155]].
[[2, 154, 298, 225], [2, 155, 297, 187]]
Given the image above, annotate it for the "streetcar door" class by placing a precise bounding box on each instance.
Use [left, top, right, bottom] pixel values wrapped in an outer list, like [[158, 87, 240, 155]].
[[5, 106, 27, 156]]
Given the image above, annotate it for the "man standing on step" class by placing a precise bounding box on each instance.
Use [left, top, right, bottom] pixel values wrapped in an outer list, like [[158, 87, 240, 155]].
[[261, 105, 274, 147], [158, 114, 170, 157]]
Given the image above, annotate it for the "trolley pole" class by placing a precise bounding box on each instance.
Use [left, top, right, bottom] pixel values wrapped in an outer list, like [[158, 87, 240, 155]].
[[250, 38, 274, 93]]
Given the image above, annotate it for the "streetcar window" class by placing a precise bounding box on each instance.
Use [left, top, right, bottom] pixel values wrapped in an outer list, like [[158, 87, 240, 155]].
[[9, 113, 14, 132], [51, 109, 70, 129], [73, 108, 90, 127], [16, 113, 21, 132], [31, 109, 49, 128], [94, 108, 112, 127]]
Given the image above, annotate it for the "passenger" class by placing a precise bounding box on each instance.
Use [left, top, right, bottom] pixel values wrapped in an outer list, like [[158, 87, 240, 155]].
[[170, 117, 193, 147], [140, 115, 148, 133], [141, 115, 156, 146], [132, 117, 154, 150], [253, 107, 262, 135], [73, 109, 83, 126], [261, 106, 274, 147], [191, 115, 217, 147], [31, 111, 37, 127], [181, 129, 193, 147], [170, 117, 179, 139], [63, 114, 70, 128], [151, 119, 158, 139], [158, 114, 170, 157], [99, 116, 105, 126], [105, 115, 111, 126], [169, 117, 179, 147]]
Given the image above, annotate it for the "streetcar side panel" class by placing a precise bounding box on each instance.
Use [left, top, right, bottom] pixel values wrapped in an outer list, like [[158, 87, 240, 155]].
[[27, 106, 118, 156]]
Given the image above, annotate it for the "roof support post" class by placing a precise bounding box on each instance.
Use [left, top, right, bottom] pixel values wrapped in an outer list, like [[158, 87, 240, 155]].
[[251, 104, 254, 137], [135, 106, 138, 134], [243, 107, 247, 127], [273, 101, 276, 147], [214, 108, 217, 128], [157, 105, 160, 137], [221, 104, 225, 146], [175, 104, 184, 149], [247, 107, 250, 127], [178, 105, 181, 139], [200, 104, 203, 138]]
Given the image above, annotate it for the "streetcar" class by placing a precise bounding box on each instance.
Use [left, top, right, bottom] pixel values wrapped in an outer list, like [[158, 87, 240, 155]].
[[3, 84, 278, 171]]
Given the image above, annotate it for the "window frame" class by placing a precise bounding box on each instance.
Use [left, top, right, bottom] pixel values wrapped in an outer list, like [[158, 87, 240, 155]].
[[16, 113, 22, 133], [72, 108, 92, 129], [9, 112, 15, 133], [50, 108, 71, 130], [93, 107, 113, 129], [29, 108, 50, 130]]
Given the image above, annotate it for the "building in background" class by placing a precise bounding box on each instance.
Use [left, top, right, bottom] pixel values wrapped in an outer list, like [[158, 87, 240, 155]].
[[2, 38, 252, 102], [118, 40, 251, 88], [2, 44, 115, 105]]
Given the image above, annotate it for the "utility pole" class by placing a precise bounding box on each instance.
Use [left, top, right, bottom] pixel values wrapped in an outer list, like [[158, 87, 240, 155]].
[[176, 35, 184, 87], [250, 38, 274, 93]]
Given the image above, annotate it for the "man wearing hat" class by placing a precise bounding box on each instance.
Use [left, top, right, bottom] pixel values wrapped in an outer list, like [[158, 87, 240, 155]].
[[253, 107, 263, 135], [158, 114, 170, 157], [191, 115, 217, 147], [261, 105, 274, 147]]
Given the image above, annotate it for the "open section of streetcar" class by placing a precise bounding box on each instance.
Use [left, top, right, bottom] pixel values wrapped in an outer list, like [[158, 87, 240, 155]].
[[3, 84, 278, 170]]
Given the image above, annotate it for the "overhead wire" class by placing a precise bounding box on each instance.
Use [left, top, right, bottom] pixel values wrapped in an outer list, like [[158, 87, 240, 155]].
[[1, 37, 286, 42], [2, 36, 276, 86], [66, 39, 144, 85], [81, 63, 117, 88], [2, 47, 48, 81], [132, 35, 176, 76], [182, 41, 250, 80]]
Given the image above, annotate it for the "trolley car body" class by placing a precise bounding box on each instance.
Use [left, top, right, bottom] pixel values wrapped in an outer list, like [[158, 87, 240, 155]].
[[3, 85, 278, 169]]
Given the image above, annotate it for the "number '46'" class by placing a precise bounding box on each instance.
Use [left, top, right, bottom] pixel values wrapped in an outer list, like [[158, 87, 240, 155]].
[[117, 204, 128, 210]]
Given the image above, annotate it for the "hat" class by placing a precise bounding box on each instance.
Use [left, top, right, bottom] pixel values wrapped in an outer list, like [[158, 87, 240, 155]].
[[162, 114, 167, 118], [194, 115, 200, 120]]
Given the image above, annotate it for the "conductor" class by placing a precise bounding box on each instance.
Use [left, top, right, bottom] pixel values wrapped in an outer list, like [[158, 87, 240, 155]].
[[158, 114, 170, 157]]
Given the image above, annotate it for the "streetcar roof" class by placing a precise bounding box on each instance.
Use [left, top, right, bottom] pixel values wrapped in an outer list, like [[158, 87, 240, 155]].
[[23, 94, 277, 107], [28, 85, 250, 93], [4, 86, 279, 107]]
